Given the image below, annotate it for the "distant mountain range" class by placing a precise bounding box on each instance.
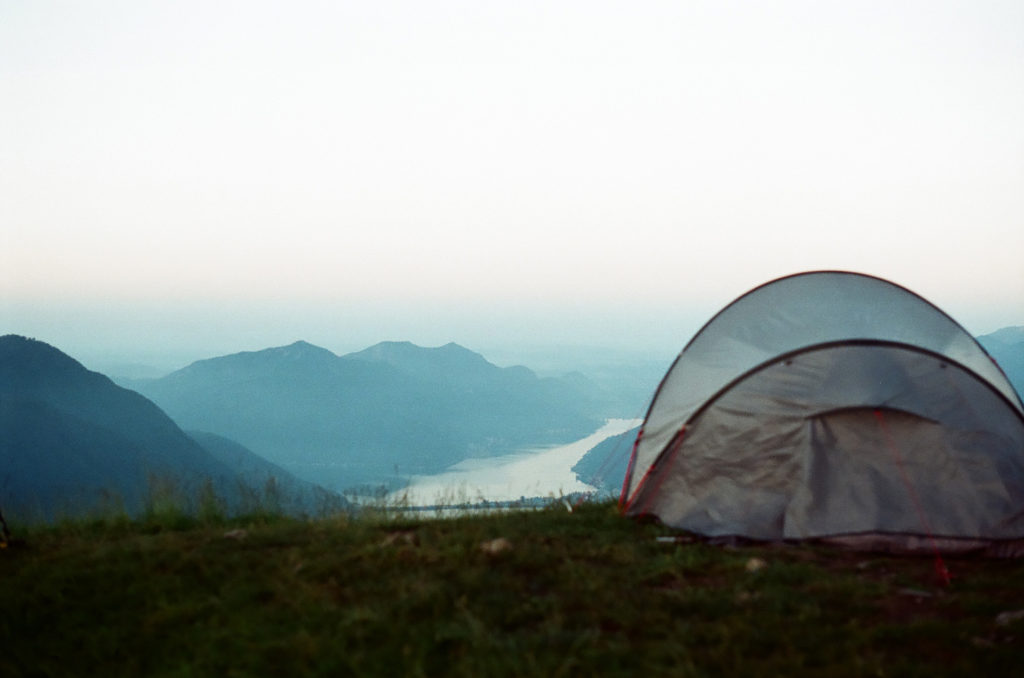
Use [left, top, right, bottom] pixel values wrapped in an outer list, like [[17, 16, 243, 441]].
[[129, 340, 618, 492], [4, 326, 1018, 519], [0, 335, 340, 521], [978, 326, 1024, 399]]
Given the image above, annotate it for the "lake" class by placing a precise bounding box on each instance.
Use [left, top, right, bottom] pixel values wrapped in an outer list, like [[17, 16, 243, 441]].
[[389, 418, 641, 506]]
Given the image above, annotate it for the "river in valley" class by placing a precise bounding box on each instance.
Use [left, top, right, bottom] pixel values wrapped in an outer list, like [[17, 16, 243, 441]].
[[388, 418, 641, 506]]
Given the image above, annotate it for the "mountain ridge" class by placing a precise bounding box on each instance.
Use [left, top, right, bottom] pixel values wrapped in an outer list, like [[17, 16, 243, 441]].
[[977, 326, 1024, 401], [0, 335, 341, 520], [133, 339, 614, 492]]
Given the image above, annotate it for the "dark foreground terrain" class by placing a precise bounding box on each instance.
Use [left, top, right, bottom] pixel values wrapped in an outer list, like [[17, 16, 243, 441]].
[[2, 501, 1022, 677]]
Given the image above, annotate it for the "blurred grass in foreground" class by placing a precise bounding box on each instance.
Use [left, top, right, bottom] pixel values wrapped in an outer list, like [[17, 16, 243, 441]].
[[1, 498, 1023, 677]]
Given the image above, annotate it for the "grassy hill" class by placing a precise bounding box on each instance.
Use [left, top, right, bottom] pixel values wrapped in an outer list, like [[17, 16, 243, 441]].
[[2, 500, 1022, 677]]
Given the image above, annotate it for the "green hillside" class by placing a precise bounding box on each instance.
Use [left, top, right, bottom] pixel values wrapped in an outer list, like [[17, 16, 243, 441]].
[[2, 501, 1022, 677]]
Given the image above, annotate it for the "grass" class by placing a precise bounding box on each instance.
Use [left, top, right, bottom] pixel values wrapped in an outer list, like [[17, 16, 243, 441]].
[[1, 500, 1023, 677]]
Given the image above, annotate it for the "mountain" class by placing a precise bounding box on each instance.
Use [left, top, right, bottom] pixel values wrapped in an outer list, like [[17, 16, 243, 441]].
[[978, 326, 1024, 399], [572, 426, 640, 498], [187, 431, 343, 515], [1, 397, 158, 519], [132, 340, 612, 492], [346, 341, 499, 384], [0, 335, 339, 521]]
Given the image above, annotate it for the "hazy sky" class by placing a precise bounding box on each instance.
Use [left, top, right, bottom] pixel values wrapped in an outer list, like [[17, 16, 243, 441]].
[[3, 1, 1022, 369]]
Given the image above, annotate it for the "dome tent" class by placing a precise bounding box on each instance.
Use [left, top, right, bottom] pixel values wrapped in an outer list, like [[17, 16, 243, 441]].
[[621, 271, 1024, 556]]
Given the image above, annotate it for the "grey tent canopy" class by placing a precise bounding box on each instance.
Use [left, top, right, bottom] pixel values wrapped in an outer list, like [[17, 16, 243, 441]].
[[621, 271, 1024, 556]]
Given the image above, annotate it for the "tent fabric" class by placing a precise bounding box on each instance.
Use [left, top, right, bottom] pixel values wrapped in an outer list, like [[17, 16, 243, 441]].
[[625, 271, 1023, 503], [622, 272, 1024, 554]]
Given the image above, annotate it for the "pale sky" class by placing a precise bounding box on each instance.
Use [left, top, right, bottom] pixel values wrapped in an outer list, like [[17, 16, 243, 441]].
[[2, 1, 1022, 370]]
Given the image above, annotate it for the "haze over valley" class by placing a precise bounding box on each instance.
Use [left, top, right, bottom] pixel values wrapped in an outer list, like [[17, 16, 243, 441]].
[[3, 323, 1022, 521], [1, 333, 657, 519], [126, 339, 633, 493], [3, 3, 1023, 521]]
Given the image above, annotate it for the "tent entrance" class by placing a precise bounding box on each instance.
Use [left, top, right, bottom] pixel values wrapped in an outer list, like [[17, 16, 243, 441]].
[[784, 407, 973, 541]]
